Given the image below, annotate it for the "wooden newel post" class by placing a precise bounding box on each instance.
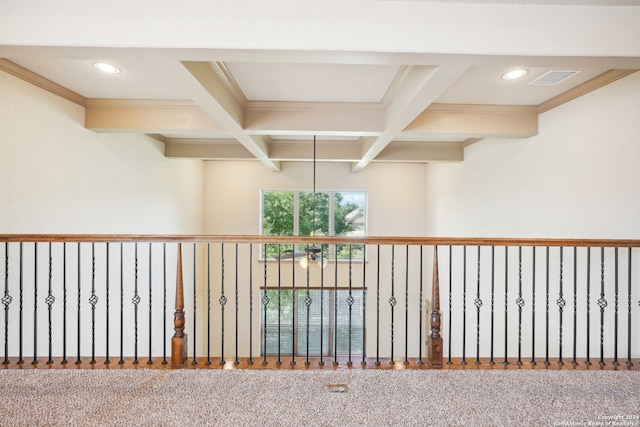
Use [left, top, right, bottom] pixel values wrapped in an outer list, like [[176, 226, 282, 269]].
[[428, 246, 443, 368], [171, 243, 188, 367]]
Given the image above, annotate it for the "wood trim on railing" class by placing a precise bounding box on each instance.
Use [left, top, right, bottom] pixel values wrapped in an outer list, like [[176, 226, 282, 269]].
[[2, 234, 640, 248], [171, 243, 188, 367], [428, 246, 443, 368]]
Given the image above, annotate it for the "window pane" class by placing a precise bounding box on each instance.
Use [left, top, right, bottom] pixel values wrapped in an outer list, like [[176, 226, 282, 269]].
[[334, 191, 366, 260], [299, 192, 329, 237], [262, 191, 294, 258]]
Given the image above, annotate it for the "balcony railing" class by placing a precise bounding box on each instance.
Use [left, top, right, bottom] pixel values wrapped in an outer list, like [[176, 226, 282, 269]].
[[1, 235, 638, 369]]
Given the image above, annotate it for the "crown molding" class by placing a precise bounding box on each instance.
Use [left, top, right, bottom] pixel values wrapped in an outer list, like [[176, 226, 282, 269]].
[[0, 58, 86, 107], [85, 98, 199, 108], [537, 69, 637, 114]]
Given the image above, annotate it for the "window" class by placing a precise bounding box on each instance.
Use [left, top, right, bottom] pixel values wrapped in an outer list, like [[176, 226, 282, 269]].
[[261, 190, 366, 260], [260, 288, 365, 357]]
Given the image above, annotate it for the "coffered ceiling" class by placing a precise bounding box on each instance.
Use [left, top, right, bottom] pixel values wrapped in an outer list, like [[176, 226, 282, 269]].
[[1, 0, 639, 171]]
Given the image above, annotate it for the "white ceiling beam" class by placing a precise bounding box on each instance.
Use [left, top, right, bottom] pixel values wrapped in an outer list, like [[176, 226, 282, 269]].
[[181, 61, 281, 171], [165, 141, 254, 160], [375, 142, 463, 163], [352, 64, 470, 172], [405, 104, 538, 139], [85, 99, 225, 134], [244, 103, 385, 136]]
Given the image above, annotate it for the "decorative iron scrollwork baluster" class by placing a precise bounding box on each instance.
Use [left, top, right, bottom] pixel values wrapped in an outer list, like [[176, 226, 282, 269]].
[[448, 245, 453, 365], [598, 247, 607, 366], [220, 243, 227, 366], [90, 242, 98, 364], [47, 242, 55, 365], [516, 246, 524, 366], [389, 245, 396, 365], [530, 247, 536, 366], [557, 247, 566, 366], [585, 247, 592, 365], [2, 243, 12, 365], [133, 242, 140, 365], [475, 246, 482, 365], [490, 246, 495, 365]]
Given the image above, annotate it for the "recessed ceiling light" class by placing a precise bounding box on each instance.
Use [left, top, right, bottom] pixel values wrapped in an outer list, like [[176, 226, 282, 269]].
[[93, 62, 121, 74], [502, 69, 528, 80]]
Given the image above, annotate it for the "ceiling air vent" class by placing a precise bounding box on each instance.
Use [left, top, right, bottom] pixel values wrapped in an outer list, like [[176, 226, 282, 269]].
[[529, 70, 580, 86]]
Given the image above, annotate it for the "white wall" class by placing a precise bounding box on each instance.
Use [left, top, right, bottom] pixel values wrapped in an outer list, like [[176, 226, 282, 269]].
[[425, 71, 640, 239], [204, 160, 427, 236], [0, 71, 204, 234], [425, 72, 640, 360]]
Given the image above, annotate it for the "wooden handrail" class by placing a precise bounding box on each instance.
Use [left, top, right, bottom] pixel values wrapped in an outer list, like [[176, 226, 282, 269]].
[[2, 234, 640, 248]]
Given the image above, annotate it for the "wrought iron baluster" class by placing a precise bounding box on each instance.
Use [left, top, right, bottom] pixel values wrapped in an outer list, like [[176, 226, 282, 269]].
[[319, 244, 325, 366], [503, 246, 509, 365], [47, 242, 54, 365], [626, 248, 633, 367], [133, 242, 140, 364], [119, 243, 124, 365], [598, 247, 607, 366], [18, 243, 24, 365], [76, 242, 81, 365], [417, 245, 424, 366], [613, 247, 619, 366], [572, 247, 578, 366], [33, 242, 38, 365], [290, 244, 295, 366], [461, 246, 467, 365], [557, 247, 565, 366], [375, 245, 380, 366], [333, 244, 338, 367], [389, 245, 396, 365], [62, 242, 67, 364], [490, 246, 495, 365], [220, 243, 227, 366], [90, 242, 97, 364], [147, 243, 153, 365], [277, 244, 282, 366], [162, 243, 168, 365], [119, 242, 124, 365], [475, 246, 482, 365], [2, 243, 11, 365], [191, 243, 197, 365], [262, 244, 268, 366], [234, 244, 239, 366], [348, 245, 354, 367], [544, 247, 550, 366], [105, 243, 110, 365], [362, 245, 367, 366], [248, 244, 254, 365], [585, 247, 592, 365], [516, 246, 524, 366], [531, 247, 536, 365], [206, 243, 211, 365], [304, 244, 311, 366], [403, 245, 409, 366], [448, 245, 453, 365]]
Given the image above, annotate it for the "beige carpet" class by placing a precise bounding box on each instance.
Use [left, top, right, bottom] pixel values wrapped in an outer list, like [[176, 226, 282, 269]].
[[1, 369, 639, 426]]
